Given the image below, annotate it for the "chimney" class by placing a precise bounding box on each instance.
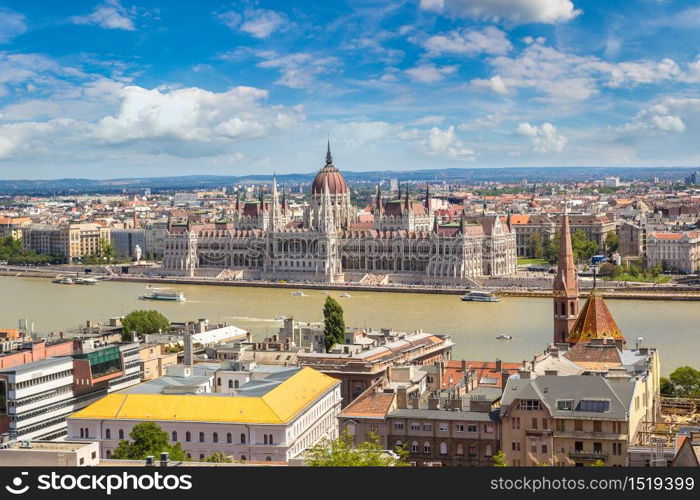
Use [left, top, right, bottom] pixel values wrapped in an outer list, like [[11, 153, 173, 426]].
[[520, 369, 531, 379], [501, 369, 510, 390], [436, 361, 443, 389], [183, 332, 194, 366], [246, 331, 252, 343], [145, 456, 155, 467], [495, 358, 502, 371], [428, 394, 440, 410], [397, 388, 408, 409], [86, 320, 92, 329], [160, 452, 169, 467]]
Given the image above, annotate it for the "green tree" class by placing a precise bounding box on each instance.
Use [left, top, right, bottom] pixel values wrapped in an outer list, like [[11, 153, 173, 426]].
[[323, 296, 345, 352], [306, 431, 409, 467], [492, 450, 508, 467], [598, 262, 616, 277], [202, 452, 232, 463], [668, 366, 700, 398], [660, 377, 674, 396], [590, 459, 606, 466], [122, 309, 170, 340], [527, 234, 544, 259], [111, 422, 187, 461], [605, 232, 619, 256], [545, 231, 600, 265]]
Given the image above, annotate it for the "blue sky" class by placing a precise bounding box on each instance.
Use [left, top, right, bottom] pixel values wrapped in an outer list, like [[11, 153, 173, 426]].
[[0, 0, 699, 179]]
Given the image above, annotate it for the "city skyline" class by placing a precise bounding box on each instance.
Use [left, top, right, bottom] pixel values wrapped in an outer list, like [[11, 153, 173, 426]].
[[0, 0, 700, 179]]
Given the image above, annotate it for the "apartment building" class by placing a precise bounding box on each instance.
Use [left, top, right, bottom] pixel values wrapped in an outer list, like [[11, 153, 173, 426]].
[[110, 228, 146, 259], [22, 223, 111, 262], [0, 216, 31, 240], [67, 367, 341, 463], [646, 231, 700, 273]]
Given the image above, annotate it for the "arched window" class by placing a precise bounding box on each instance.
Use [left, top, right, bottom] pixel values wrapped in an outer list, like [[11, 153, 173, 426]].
[[217, 377, 222, 386], [172, 431, 177, 442], [105, 429, 111, 439], [227, 433, 232, 444], [268, 434, 273, 445], [80, 428, 84, 438], [411, 441, 419, 453], [118, 429, 124, 440], [213, 432, 218, 443], [186, 431, 191, 442], [228, 380, 233, 389], [264, 435, 268, 445], [439, 442, 447, 455], [570, 302, 575, 316], [266, 456, 272, 462], [199, 432, 205, 443], [240, 433, 246, 444], [234, 380, 239, 388], [240, 455, 246, 461], [199, 454, 205, 460], [395, 440, 403, 448], [424, 441, 431, 454], [561, 302, 565, 315]]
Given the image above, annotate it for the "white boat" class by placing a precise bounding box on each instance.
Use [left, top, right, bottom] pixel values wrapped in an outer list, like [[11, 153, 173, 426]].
[[139, 289, 186, 302], [52, 276, 75, 285], [496, 334, 512, 340], [461, 290, 500, 302], [339, 293, 351, 298], [75, 277, 98, 285], [291, 291, 305, 297]]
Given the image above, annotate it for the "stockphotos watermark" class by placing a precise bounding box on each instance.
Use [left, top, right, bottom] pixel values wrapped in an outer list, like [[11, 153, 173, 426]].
[[4, 471, 192, 496]]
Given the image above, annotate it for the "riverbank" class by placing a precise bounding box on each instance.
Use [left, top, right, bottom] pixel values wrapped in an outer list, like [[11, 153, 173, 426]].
[[4, 267, 700, 300]]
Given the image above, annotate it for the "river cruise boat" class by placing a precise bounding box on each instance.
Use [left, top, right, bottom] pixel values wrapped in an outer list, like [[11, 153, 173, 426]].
[[496, 334, 512, 340], [460, 290, 500, 302], [291, 291, 305, 296], [139, 289, 186, 302], [52, 276, 75, 284]]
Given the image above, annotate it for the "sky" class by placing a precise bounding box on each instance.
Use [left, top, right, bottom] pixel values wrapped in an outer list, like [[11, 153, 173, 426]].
[[0, 0, 699, 179]]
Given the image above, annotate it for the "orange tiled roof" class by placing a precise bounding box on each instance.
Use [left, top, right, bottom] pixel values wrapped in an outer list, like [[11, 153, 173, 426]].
[[339, 392, 395, 419], [567, 291, 626, 345]]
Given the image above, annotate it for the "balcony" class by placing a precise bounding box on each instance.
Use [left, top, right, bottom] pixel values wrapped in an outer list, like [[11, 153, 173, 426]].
[[569, 450, 607, 461], [525, 428, 553, 436]]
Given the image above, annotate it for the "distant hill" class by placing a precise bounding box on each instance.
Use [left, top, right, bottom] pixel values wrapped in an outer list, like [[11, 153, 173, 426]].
[[0, 166, 696, 195]]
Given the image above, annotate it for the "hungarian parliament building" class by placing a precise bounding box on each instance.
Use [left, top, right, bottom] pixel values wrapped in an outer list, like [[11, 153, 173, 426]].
[[162, 146, 517, 284]]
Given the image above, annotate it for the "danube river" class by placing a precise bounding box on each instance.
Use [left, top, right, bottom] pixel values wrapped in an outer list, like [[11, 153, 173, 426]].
[[1, 277, 697, 375]]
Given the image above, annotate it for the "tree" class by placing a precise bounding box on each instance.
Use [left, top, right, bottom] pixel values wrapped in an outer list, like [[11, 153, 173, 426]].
[[323, 296, 345, 352], [492, 450, 508, 467], [527, 234, 544, 259], [202, 452, 232, 463], [122, 310, 170, 340], [545, 231, 599, 265], [590, 459, 606, 466], [668, 366, 700, 398], [305, 431, 409, 467], [660, 377, 674, 396], [100, 237, 116, 262], [111, 422, 187, 461], [605, 232, 619, 256]]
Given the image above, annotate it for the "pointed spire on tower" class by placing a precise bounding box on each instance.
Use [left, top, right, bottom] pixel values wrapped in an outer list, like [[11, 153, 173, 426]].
[[424, 183, 431, 211], [404, 183, 411, 211], [375, 184, 383, 214], [235, 189, 241, 212], [326, 137, 333, 166], [553, 211, 580, 344], [459, 212, 465, 235]]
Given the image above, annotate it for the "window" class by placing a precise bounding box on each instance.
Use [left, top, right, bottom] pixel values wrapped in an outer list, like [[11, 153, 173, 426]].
[[467, 424, 477, 433], [530, 439, 537, 453], [199, 454, 205, 460], [519, 400, 541, 411], [574, 441, 583, 452], [422, 423, 432, 431], [105, 429, 111, 439], [555, 420, 566, 432], [612, 421, 623, 434], [542, 419, 548, 430], [234, 380, 239, 388], [439, 423, 448, 432], [511, 441, 521, 451], [80, 458, 84, 465], [186, 431, 191, 442], [396, 440, 403, 448], [456, 443, 464, 456], [612, 442, 622, 456], [118, 429, 123, 440], [468, 445, 476, 457], [411, 441, 419, 453], [577, 400, 610, 413], [227, 433, 232, 444], [199, 432, 205, 443], [266, 456, 272, 462], [411, 422, 420, 431], [240, 433, 246, 444], [217, 377, 222, 386], [172, 431, 177, 442], [268, 434, 274, 445], [264, 435, 268, 445], [455, 424, 464, 432], [593, 442, 602, 453], [575, 420, 583, 431], [556, 400, 574, 411], [91, 451, 96, 460], [395, 422, 404, 430], [485, 445, 492, 457], [484, 424, 494, 433], [439, 442, 447, 455], [80, 428, 84, 438], [423, 442, 431, 454], [531, 418, 538, 430], [593, 421, 602, 432], [240, 455, 246, 461], [213, 432, 218, 443], [228, 380, 233, 389], [106, 450, 111, 459], [542, 444, 547, 454], [511, 417, 520, 430]]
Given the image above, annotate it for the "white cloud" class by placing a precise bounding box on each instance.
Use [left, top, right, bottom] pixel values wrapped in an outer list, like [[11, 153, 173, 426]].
[[0, 8, 28, 43], [399, 126, 476, 160], [409, 115, 445, 126], [94, 85, 304, 144], [516, 122, 567, 152], [332, 121, 399, 148], [470, 75, 509, 95], [619, 97, 700, 134], [423, 26, 511, 57], [404, 63, 458, 83], [218, 9, 288, 38], [251, 51, 341, 89], [71, 0, 136, 31], [419, 0, 581, 25]]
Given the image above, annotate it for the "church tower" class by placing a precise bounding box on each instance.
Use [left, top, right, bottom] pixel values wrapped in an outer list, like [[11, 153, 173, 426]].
[[553, 213, 579, 343]]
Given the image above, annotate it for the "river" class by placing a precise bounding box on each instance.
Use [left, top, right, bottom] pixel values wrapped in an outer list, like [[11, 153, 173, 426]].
[[1, 277, 697, 375]]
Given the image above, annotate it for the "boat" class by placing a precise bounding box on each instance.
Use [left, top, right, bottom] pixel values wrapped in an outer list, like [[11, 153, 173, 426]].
[[139, 289, 186, 302], [75, 277, 98, 285], [460, 290, 500, 302], [291, 291, 305, 297], [339, 293, 351, 298], [52, 276, 75, 285], [496, 334, 512, 340]]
